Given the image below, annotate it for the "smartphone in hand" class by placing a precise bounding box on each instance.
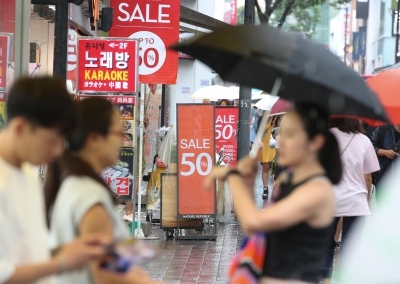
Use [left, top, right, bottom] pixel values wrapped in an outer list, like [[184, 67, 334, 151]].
[[391, 142, 399, 153], [100, 239, 157, 273]]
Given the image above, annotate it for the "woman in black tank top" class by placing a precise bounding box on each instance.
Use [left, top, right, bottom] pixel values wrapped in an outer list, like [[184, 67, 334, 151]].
[[205, 103, 342, 284]]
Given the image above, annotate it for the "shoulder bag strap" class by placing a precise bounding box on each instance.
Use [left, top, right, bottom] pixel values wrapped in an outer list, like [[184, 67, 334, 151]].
[[340, 134, 356, 157]]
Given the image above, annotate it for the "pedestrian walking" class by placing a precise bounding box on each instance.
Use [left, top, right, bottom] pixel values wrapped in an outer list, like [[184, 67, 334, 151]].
[[45, 98, 159, 284], [206, 103, 341, 284], [269, 126, 285, 182], [337, 160, 400, 284], [259, 115, 277, 200], [370, 124, 400, 190], [320, 118, 380, 284], [0, 77, 110, 284], [250, 106, 263, 146], [219, 99, 232, 106]]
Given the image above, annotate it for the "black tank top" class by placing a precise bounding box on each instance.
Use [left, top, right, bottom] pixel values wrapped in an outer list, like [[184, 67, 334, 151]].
[[263, 174, 333, 283]]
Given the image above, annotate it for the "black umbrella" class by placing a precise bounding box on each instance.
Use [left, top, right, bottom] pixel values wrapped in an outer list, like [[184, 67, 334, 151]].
[[171, 24, 388, 123]]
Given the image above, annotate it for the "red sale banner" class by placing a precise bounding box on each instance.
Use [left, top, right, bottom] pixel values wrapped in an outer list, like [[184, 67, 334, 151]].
[[0, 34, 10, 90], [109, 0, 179, 84], [215, 106, 238, 167], [177, 104, 216, 218], [77, 38, 139, 93]]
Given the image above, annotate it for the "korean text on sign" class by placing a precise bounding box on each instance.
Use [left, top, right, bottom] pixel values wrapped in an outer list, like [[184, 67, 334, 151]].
[[78, 38, 138, 93]]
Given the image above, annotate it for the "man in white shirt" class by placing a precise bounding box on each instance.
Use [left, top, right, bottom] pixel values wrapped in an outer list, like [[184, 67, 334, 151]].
[[0, 77, 109, 284]]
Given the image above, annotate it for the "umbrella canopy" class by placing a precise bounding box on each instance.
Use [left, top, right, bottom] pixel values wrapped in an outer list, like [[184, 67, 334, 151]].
[[254, 95, 279, 111], [172, 24, 388, 123], [252, 91, 270, 100], [190, 85, 238, 100], [228, 86, 264, 100], [366, 68, 400, 125], [269, 98, 292, 116]]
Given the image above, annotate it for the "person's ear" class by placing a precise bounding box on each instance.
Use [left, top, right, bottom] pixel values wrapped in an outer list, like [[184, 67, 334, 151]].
[[310, 134, 325, 153], [11, 117, 29, 136], [85, 132, 102, 150]]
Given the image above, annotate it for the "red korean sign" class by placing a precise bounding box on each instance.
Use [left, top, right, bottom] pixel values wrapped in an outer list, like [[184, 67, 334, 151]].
[[103, 148, 134, 198], [215, 106, 238, 167], [0, 34, 10, 90], [177, 104, 216, 218], [77, 38, 139, 93], [109, 0, 179, 84]]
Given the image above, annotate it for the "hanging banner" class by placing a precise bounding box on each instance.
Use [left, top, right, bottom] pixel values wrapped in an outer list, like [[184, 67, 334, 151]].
[[0, 34, 11, 91], [75, 95, 136, 148], [223, 0, 237, 25], [0, 93, 6, 130], [177, 104, 216, 218], [109, 0, 180, 84], [77, 38, 139, 93], [215, 106, 238, 167], [144, 84, 162, 167], [102, 148, 134, 199], [67, 26, 78, 84]]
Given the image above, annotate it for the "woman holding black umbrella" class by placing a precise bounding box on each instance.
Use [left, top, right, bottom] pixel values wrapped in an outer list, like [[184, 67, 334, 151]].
[[205, 103, 342, 284]]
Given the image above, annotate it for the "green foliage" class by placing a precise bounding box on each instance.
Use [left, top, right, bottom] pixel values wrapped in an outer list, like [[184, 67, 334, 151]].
[[283, 6, 322, 38], [254, 0, 350, 27]]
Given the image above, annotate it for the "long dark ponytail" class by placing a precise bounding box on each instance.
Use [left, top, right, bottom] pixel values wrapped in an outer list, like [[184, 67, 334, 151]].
[[294, 103, 342, 185], [44, 97, 117, 227]]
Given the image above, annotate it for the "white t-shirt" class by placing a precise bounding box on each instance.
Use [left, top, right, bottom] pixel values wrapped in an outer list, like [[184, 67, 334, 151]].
[[0, 157, 50, 284], [49, 176, 128, 284], [331, 128, 380, 217], [338, 160, 400, 283]]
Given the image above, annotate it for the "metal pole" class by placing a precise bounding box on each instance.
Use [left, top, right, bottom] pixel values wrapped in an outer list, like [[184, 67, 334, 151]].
[[54, 0, 69, 81], [135, 84, 145, 238], [396, 0, 400, 63], [344, 7, 348, 66], [237, 0, 254, 160], [14, 0, 30, 78]]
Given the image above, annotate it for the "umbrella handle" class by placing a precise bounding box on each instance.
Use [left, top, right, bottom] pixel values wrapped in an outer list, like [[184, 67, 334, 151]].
[[250, 78, 282, 159]]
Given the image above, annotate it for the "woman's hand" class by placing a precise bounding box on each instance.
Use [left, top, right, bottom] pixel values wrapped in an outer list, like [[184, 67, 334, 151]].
[[204, 156, 258, 192], [237, 156, 258, 189]]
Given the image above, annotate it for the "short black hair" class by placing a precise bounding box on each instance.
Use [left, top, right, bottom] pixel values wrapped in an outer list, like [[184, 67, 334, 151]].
[[7, 76, 77, 134], [68, 97, 115, 151], [328, 118, 365, 134]]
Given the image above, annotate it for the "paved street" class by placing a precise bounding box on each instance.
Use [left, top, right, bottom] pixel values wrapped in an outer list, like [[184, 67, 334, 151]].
[[140, 220, 242, 283], [139, 167, 269, 284]]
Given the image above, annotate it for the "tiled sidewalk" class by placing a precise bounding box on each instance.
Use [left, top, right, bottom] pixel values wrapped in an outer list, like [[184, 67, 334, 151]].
[[140, 166, 270, 284], [140, 221, 242, 284]]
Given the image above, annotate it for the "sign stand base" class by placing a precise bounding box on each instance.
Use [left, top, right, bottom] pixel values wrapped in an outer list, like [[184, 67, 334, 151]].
[[176, 216, 217, 241], [176, 235, 217, 240]]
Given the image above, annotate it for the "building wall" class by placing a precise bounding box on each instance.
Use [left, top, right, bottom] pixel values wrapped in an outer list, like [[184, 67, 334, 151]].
[[382, 0, 395, 68], [365, 0, 395, 73], [169, 1, 215, 128], [329, 9, 346, 59], [29, 18, 55, 76]]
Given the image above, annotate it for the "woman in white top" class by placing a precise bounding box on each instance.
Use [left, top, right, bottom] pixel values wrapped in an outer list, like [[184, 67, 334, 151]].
[[321, 118, 380, 284], [44, 98, 158, 284]]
